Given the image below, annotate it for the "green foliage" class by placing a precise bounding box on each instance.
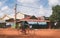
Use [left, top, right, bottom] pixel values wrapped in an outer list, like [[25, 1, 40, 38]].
[[50, 5, 60, 22]]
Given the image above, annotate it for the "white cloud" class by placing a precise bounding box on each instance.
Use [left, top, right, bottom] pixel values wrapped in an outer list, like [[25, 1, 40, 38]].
[[48, 0, 60, 6], [17, 0, 39, 8], [37, 6, 45, 16], [1, 6, 9, 11], [45, 9, 52, 17], [0, 0, 7, 7], [48, 0, 60, 17], [17, 0, 53, 17], [17, 4, 52, 17], [17, 0, 40, 16], [0, 6, 9, 17], [0, 2, 2, 6], [17, 0, 36, 4], [0, 11, 4, 17], [0, 0, 54, 17], [0, 2, 3, 7], [0, 6, 14, 15], [36, 5, 52, 17], [17, 6, 38, 15]]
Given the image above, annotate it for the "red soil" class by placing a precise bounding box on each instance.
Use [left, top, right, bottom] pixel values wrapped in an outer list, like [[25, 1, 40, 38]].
[[0, 28, 60, 38]]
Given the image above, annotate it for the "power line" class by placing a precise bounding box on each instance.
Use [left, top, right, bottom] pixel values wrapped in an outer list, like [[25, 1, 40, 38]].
[[17, 4, 40, 9]]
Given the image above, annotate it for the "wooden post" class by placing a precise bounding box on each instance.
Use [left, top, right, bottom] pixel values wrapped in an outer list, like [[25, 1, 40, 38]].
[[48, 22, 51, 29], [14, 4, 17, 28]]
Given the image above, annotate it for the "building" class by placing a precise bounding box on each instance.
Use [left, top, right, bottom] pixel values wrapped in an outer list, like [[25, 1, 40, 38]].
[[16, 12, 25, 19], [0, 13, 51, 29], [1, 14, 11, 21], [19, 16, 50, 29]]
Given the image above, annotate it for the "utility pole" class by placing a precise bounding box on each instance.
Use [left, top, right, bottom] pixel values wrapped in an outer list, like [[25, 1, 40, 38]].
[[14, 3, 17, 28]]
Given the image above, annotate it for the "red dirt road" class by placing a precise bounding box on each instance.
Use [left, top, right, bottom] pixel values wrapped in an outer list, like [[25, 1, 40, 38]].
[[0, 28, 60, 38]]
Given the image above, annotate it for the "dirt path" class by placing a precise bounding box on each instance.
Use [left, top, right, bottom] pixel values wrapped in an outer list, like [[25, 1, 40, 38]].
[[0, 28, 60, 38]]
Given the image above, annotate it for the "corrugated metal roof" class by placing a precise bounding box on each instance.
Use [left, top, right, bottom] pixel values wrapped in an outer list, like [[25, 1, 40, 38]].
[[20, 16, 50, 22], [20, 19, 50, 22]]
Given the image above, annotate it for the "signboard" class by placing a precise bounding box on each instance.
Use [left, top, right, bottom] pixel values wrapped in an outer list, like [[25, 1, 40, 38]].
[[28, 22, 47, 25], [28, 22, 37, 24], [38, 22, 47, 25]]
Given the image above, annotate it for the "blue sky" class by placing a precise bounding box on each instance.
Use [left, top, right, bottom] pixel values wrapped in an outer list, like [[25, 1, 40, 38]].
[[0, 0, 60, 17]]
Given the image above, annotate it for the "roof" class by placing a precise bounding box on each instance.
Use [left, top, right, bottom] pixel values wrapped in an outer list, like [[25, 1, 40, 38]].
[[20, 19, 50, 22], [20, 16, 50, 22], [1, 14, 11, 20]]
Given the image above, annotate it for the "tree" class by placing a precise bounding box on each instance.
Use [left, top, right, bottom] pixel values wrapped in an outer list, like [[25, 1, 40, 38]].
[[49, 5, 60, 22], [30, 16, 37, 19]]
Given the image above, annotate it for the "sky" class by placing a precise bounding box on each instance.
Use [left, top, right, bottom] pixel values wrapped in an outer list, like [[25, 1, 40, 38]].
[[0, 0, 60, 17]]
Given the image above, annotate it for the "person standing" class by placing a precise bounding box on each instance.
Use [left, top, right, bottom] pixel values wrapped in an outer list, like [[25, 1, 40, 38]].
[[54, 22, 57, 29]]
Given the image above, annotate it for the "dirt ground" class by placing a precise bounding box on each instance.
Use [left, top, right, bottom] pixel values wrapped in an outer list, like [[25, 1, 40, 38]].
[[0, 28, 60, 38]]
